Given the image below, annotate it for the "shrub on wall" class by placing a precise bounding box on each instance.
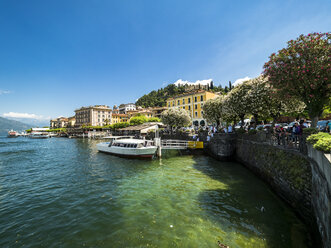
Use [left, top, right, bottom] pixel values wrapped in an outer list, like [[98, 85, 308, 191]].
[[307, 132, 331, 153], [307, 132, 330, 144], [313, 138, 331, 153]]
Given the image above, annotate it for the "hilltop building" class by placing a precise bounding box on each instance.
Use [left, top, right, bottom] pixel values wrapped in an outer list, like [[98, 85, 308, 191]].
[[149, 107, 167, 119], [166, 90, 218, 126], [74, 105, 112, 127], [118, 103, 136, 114]]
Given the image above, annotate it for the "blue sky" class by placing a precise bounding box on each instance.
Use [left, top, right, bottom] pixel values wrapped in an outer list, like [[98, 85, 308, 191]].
[[0, 0, 330, 121]]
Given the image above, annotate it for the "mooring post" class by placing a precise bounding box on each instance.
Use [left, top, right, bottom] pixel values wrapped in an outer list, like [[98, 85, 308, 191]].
[[154, 137, 162, 158]]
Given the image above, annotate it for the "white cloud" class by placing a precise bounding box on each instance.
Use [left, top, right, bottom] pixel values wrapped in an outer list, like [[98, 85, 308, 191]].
[[233, 77, 250, 87], [0, 90, 11, 95], [174, 79, 213, 86], [3, 112, 50, 120]]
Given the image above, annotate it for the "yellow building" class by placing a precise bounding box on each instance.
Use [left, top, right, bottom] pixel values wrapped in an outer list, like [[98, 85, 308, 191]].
[[112, 113, 129, 124], [166, 90, 218, 126], [127, 109, 154, 119]]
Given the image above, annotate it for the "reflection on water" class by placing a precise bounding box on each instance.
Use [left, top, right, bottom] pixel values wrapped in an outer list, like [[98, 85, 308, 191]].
[[0, 137, 311, 247]]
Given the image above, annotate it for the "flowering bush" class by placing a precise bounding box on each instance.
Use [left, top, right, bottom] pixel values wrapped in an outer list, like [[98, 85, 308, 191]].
[[263, 32, 331, 126], [202, 96, 224, 125], [244, 76, 271, 124], [222, 82, 250, 125]]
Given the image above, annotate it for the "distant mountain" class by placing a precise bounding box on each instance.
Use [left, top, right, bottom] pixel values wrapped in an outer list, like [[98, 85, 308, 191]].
[[5, 117, 50, 128], [0, 117, 32, 135]]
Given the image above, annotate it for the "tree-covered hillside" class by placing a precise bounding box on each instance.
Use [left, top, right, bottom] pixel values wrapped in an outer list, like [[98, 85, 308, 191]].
[[0, 117, 31, 134], [136, 83, 226, 108], [136, 84, 186, 107]]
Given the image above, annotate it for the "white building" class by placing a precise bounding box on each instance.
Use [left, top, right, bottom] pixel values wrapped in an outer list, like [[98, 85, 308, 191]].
[[75, 105, 112, 127], [118, 103, 136, 114]]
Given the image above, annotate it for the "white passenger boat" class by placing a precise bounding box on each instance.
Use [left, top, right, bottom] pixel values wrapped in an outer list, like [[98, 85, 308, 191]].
[[29, 132, 50, 139], [7, 130, 18, 138], [97, 138, 157, 159]]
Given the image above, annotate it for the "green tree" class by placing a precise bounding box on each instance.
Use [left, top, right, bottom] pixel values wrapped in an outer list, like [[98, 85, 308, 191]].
[[148, 117, 161, 122], [129, 115, 148, 126], [263, 32, 331, 127], [266, 84, 306, 124], [104, 119, 110, 126], [112, 122, 130, 129], [161, 108, 191, 129]]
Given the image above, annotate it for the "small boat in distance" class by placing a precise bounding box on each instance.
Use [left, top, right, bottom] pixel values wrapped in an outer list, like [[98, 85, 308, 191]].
[[97, 137, 157, 159], [7, 130, 18, 138]]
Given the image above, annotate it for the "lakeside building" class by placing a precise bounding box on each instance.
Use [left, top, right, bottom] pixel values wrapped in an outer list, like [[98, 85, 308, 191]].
[[126, 107, 166, 119], [112, 105, 119, 114], [74, 105, 112, 127], [166, 90, 218, 126], [50, 116, 75, 129], [149, 107, 167, 119], [118, 103, 136, 114], [112, 113, 129, 124], [50, 117, 69, 128], [68, 116, 76, 127]]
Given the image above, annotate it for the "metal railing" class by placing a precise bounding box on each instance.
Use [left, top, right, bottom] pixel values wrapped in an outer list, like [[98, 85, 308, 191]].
[[161, 139, 188, 149], [268, 133, 307, 154]]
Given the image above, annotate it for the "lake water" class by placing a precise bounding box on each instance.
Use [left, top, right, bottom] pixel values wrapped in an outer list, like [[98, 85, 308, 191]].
[[0, 137, 311, 247]]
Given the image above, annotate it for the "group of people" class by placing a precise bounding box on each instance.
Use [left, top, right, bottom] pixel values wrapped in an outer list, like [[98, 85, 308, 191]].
[[275, 121, 305, 145]]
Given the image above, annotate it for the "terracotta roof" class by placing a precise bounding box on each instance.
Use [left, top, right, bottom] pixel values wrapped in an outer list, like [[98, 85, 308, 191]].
[[112, 113, 128, 117]]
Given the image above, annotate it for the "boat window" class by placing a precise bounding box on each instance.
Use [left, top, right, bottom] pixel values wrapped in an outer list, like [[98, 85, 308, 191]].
[[134, 144, 137, 148]]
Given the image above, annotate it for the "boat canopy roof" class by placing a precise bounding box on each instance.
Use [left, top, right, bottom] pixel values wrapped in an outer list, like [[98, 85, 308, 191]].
[[113, 139, 151, 144], [103, 136, 134, 140]]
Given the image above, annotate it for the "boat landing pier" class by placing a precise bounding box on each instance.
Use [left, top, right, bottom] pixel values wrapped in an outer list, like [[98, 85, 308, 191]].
[[155, 138, 204, 157]]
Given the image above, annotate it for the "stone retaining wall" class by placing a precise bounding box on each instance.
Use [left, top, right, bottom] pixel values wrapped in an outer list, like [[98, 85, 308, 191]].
[[307, 144, 331, 247], [207, 134, 331, 247]]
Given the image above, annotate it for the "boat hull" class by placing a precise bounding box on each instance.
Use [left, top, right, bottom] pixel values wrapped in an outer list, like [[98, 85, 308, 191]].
[[98, 150, 154, 159], [29, 136, 49, 139]]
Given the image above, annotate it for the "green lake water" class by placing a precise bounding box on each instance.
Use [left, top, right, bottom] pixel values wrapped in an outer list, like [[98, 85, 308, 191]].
[[0, 137, 311, 247]]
